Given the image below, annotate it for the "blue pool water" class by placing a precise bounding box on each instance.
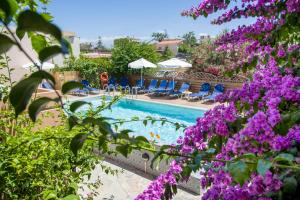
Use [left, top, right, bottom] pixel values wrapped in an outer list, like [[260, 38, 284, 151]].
[[75, 97, 205, 145]]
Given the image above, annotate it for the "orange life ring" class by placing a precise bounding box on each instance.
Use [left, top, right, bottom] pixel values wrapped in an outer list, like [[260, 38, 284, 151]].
[[100, 72, 108, 89]]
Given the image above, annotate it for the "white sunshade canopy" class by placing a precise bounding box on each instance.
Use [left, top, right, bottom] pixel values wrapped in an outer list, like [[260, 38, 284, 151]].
[[22, 61, 55, 70], [158, 58, 192, 69], [128, 58, 157, 69]]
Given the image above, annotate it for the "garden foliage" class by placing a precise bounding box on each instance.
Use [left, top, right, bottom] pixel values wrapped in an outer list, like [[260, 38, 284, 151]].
[[57, 57, 112, 88], [137, 0, 300, 199], [111, 38, 160, 75]]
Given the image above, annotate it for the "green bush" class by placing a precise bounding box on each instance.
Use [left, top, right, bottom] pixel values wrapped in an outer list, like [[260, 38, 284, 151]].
[[56, 57, 112, 88], [111, 38, 160, 75], [0, 109, 112, 199]]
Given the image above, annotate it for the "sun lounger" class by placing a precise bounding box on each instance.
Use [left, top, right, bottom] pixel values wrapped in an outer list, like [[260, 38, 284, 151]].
[[106, 76, 117, 91], [133, 79, 145, 90], [40, 81, 53, 90], [169, 82, 190, 98], [119, 76, 130, 90], [202, 84, 224, 102], [151, 80, 168, 95], [81, 80, 100, 94], [154, 80, 176, 95], [141, 79, 158, 93], [188, 83, 211, 100]]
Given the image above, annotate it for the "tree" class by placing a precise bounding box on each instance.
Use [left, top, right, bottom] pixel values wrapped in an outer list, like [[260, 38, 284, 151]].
[[95, 36, 107, 51], [80, 42, 93, 52], [160, 46, 173, 60], [111, 38, 160, 74], [178, 31, 198, 59], [191, 38, 226, 69], [151, 31, 168, 42], [138, 0, 300, 199], [182, 31, 197, 47]]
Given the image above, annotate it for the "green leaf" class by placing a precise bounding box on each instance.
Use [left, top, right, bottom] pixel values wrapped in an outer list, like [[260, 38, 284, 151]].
[[195, 153, 205, 165], [206, 148, 216, 154], [82, 117, 114, 136], [228, 161, 250, 185], [16, 10, 62, 41], [61, 81, 83, 94], [274, 153, 294, 163], [135, 136, 149, 143], [0, 0, 17, 22], [181, 165, 192, 178], [61, 194, 80, 200], [150, 145, 170, 169], [69, 101, 89, 112], [257, 159, 272, 176], [0, 33, 15, 54], [39, 45, 62, 63], [61, 37, 72, 55], [30, 70, 56, 85], [283, 177, 297, 195], [68, 115, 78, 130], [31, 34, 47, 53], [70, 133, 87, 156], [116, 144, 131, 158], [9, 77, 41, 117], [143, 120, 147, 126], [28, 97, 56, 122], [42, 190, 57, 200], [41, 12, 53, 21], [0, 0, 11, 20]]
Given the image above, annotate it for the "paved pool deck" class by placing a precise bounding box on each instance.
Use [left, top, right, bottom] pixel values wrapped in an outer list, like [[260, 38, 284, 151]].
[[66, 90, 218, 110], [79, 159, 200, 200]]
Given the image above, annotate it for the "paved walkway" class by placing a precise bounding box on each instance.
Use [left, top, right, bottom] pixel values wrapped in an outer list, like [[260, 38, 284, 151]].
[[66, 91, 218, 110], [79, 159, 200, 200]]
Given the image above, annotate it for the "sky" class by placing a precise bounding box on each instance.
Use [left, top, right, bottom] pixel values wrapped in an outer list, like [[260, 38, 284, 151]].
[[46, 0, 255, 47]]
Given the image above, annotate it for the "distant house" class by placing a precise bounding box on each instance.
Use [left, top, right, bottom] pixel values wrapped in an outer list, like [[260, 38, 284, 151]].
[[199, 34, 211, 42], [1, 31, 80, 82], [155, 39, 183, 55]]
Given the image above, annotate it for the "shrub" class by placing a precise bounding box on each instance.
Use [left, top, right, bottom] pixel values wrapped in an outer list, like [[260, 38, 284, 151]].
[[137, 0, 300, 199], [56, 57, 112, 87], [0, 109, 112, 199]]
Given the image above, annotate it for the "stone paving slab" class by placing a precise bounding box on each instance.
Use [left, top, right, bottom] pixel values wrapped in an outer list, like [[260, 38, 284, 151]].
[[79, 160, 200, 200]]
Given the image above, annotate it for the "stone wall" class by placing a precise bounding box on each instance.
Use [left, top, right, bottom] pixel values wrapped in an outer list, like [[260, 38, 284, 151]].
[[105, 145, 201, 195], [52, 71, 80, 90]]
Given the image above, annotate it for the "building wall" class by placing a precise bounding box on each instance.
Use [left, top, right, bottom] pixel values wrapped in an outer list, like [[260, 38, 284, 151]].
[[156, 43, 180, 55], [0, 32, 80, 83]]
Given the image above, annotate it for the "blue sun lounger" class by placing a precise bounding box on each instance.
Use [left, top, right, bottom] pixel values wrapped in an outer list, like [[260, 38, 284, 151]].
[[81, 80, 100, 94], [41, 81, 53, 90], [133, 79, 145, 90], [169, 82, 190, 98], [152, 80, 168, 95], [188, 83, 211, 100], [154, 80, 177, 95], [203, 84, 224, 102], [69, 81, 88, 96], [119, 76, 130, 90], [107, 76, 117, 91], [141, 79, 158, 93]]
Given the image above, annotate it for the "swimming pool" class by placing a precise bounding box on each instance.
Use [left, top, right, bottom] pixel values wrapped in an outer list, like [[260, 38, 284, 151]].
[[75, 96, 206, 145]]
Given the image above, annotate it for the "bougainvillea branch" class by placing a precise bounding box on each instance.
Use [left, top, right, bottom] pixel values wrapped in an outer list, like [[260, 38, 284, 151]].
[[137, 0, 300, 199]]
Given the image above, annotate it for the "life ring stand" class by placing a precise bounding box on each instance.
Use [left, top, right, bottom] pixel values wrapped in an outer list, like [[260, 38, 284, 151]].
[[100, 72, 108, 89]]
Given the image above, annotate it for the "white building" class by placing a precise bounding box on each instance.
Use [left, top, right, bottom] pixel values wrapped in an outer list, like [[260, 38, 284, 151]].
[[1, 31, 80, 82], [155, 39, 183, 56], [199, 33, 211, 42]]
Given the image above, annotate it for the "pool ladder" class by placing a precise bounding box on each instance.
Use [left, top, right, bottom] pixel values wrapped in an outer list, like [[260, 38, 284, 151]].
[[103, 85, 116, 97]]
